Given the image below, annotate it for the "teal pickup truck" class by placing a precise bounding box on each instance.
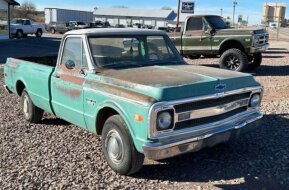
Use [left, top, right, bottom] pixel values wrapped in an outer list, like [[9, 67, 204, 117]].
[[4, 28, 263, 175]]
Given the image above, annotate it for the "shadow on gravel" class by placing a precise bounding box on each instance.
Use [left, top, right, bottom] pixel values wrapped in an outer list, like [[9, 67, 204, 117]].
[[250, 65, 289, 77], [135, 114, 289, 190], [39, 118, 70, 126], [263, 55, 285, 58], [268, 48, 288, 51], [263, 51, 289, 54]]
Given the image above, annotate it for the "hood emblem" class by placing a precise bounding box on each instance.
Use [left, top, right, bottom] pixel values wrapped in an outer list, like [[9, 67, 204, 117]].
[[215, 83, 226, 91]]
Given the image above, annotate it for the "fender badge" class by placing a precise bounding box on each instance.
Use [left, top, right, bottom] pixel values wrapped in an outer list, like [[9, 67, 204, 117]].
[[215, 84, 226, 91]]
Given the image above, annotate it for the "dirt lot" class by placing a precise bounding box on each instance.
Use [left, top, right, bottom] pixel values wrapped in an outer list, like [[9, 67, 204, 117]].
[[1, 40, 289, 189]]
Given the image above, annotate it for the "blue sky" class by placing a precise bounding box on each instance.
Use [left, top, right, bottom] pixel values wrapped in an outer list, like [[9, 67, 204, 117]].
[[18, 0, 289, 24]]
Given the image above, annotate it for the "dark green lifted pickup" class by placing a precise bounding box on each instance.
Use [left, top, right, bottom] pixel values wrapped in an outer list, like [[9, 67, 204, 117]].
[[170, 15, 269, 72]]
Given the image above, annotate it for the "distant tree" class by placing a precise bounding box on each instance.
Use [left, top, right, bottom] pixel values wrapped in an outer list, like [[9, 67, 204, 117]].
[[226, 16, 231, 20], [161, 6, 172, 10], [14, 1, 36, 18], [112, 5, 128, 8]]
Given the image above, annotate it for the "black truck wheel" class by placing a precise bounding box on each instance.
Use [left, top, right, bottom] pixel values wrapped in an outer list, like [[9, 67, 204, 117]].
[[247, 53, 262, 71], [219, 48, 248, 72], [102, 115, 144, 175], [35, 29, 43, 37], [50, 28, 56, 34], [16, 30, 24, 39], [21, 89, 44, 123]]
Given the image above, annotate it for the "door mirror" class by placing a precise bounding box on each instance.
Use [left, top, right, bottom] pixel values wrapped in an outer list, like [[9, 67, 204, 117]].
[[65, 60, 76, 69], [210, 28, 217, 36]]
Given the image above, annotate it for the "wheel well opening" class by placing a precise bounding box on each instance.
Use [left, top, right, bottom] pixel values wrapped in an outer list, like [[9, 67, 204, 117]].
[[16, 81, 25, 96], [96, 107, 118, 135], [219, 40, 245, 55]]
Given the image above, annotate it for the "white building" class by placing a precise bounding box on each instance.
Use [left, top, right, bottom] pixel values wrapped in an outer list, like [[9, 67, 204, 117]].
[[0, 0, 19, 39], [93, 7, 177, 28], [44, 8, 93, 24]]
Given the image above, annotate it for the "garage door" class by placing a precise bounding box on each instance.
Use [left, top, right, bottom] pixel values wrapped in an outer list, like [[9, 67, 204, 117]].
[[119, 18, 127, 25], [144, 20, 152, 25], [107, 18, 115, 25], [132, 19, 140, 24], [156, 20, 165, 27]]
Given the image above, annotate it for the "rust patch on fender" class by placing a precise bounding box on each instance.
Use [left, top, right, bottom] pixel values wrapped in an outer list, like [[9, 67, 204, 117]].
[[86, 80, 156, 104], [56, 65, 85, 85]]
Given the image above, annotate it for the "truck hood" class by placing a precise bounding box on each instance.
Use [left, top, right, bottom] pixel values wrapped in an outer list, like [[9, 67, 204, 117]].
[[217, 28, 267, 36], [88, 65, 260, 103]]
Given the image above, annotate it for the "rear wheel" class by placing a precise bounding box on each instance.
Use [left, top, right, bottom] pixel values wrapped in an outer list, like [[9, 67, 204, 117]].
[[21, 89, 43, 123], [16, 30, 23, 39], [101, 115, 144, 175], [247, 53, 262, 71], [35, 29, 43, 37], [219, 48, 248, 72]]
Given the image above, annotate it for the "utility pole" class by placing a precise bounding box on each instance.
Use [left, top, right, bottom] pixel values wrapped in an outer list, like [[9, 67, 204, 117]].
[[176, 0, 181, 31], [221, 8, 223, 16], [233, 0, 238, 26]]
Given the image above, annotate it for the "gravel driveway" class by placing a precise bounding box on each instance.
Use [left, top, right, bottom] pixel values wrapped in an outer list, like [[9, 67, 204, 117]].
[[1, 41, 289, 189]]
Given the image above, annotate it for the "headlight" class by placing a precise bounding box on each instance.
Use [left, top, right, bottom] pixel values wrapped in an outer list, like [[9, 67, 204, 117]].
[[157, 110, 174, 130], [250, 94, 260, 107]]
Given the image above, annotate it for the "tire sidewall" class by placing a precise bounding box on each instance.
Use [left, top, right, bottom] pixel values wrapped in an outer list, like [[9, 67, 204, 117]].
[[16, 30, 23, 39], [21, 90, 33, 121], [220, 49, 248, 72], [102, 116, 134, 175], [36, 29, 42, 37]]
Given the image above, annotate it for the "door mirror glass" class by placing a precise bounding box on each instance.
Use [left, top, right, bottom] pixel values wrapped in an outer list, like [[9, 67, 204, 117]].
[[65, 60, 76, 69], [210, 28, 216, 36]]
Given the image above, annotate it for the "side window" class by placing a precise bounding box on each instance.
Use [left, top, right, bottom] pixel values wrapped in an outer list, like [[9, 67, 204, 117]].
[[24, 20, 31, 25], [61, 38, 82, 68], [186, 17, 203, 31]]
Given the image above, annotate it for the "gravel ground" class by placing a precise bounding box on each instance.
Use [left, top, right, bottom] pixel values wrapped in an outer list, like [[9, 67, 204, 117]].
[[1, 40, 289, 189]]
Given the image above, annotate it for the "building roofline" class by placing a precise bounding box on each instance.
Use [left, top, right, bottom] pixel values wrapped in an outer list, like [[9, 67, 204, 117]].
[[4, 0, 20, 6], [44, 7, 93, 13]]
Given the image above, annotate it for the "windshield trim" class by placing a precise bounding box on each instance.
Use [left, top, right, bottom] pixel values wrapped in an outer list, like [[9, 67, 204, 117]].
[[87, 34, 183, 69]]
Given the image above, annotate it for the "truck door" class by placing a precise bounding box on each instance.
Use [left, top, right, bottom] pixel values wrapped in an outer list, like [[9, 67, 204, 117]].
[[182, 17, 212, 56], [23, 20, 34, 34], [51, 36, 88, 128]]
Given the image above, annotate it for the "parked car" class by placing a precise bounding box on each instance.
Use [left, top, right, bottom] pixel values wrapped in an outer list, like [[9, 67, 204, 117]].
[[4, 28, 263, 175], [46, 21, 56, 32], [89, 20, 111, 28], [10, 18, 45, 38], [114, 24, 125, 28], [69, 21, 88, 29], [170, 15, 270, 72], [48, 22, 73, 34]]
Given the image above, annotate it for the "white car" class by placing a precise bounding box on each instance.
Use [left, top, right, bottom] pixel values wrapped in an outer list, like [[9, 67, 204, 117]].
[[10, 18, 45, 39]]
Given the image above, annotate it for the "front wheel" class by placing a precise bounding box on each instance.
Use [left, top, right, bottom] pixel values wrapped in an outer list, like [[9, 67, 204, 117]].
[[102, 115, 144, 175], [247, 53, 262, 71], [21, 89, 43, 123], [16, 30, 23, 39], [219, 48, 248, 72]]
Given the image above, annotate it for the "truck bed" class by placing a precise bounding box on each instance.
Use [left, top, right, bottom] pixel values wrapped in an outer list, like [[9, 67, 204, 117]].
[[18, 55, 58, 67]]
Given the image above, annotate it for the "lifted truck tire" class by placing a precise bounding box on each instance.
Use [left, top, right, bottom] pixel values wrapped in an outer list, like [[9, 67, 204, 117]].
[[219, 48, 248, 72], [21, 89, 43, 123], [102, 115, 144, 175], [247, 53, 262, 71], [51, 28, 56, 34]]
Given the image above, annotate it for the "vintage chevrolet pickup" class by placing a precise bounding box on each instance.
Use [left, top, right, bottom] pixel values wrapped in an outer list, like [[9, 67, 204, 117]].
[[4, 28, 263, 175]]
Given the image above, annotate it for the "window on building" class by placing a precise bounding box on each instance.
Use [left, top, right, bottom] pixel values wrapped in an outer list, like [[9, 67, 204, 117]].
[[0, 9, 8, 35]]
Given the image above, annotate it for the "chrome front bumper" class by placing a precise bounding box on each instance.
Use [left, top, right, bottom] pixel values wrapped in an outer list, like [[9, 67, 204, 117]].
[[250, 43, 269, 53], [143, 111, 262, 160]]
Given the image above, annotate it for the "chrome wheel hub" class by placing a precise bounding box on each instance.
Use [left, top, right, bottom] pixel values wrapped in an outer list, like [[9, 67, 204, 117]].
[[23, 95, 29, 117], [105, 129, 124, 164], [225, 56, 240, 70]]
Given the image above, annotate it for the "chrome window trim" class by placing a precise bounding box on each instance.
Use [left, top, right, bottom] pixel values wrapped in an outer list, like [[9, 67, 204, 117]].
[[148, 86, 263, 139]]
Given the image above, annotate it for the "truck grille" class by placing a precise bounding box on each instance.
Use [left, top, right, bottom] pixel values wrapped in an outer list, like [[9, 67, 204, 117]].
[[255, 34, 269, 47], [173, 92, 252, 130]]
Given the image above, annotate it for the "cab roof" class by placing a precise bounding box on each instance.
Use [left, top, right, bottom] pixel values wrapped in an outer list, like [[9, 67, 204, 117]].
[[65, 28, 167, 37]]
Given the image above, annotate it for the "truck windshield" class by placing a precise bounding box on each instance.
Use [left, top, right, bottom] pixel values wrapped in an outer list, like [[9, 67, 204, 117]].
[[205, 16, 229, 29], [88, 35, 183, 68], [11, 19, 24, 25]]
